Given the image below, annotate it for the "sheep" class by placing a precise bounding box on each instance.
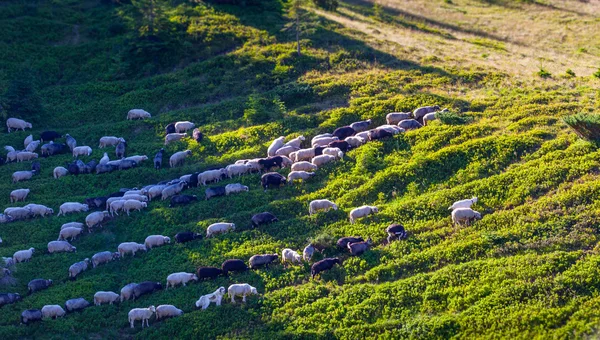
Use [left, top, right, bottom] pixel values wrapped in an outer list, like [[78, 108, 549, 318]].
[[24, 203, 53, 217], [251, 212, 278, 228], [291, 161, 317, 172], [193, 128, 203, 142], [225, 183, 249, 195], [175, 231, 202, 243], [94, 291, 119, 306], [345, 136, 366, 148], [249, 254, 279, 269], [115, 140, 127, 159], [303, 244, 315, 262], [226, 163, 251, 178], [41, 305, 66, 319], [0, 214, 12, 224], [311, 133, 332, 144], [16, 151, 38, 162], [13, 248, 35, 263], [169, 150, 191, 167], [422, 112, 438, 125], [58, 202, 89, 216], [398, 119, 423, 130], [197, 267, 224, 280], [349, 205, 378, 224], [267, 136, 285, 157], [198, 169, 226, 185], [123, 200, 147, 216], [350, 119, 372, 132], [287, 171, 315, 183], [124, 155, 148, 164], [448, 197, 478, 210], [128, 306, 156, 328], [64, 134, 77, 151], [28, 278, 53, 293], [275, 145, 300, 157], [312, 154, 336, 167], [166, 272, 198, 288], [92, 251, 120, 268], [72, 146, 92, 158], [24, 135, 33, 148], [98, 136, 124, 148], [206, 222, 235, 237], [386, 224, 408, 243], [5, 207, 31, 220], [2, 257, 15, 267], [85, 211, 111, 232], [333, 126, 355, 140], [53, 166, 68, 179], [195, 287, 226, 310], [311, 258, 341, 279], [165, 133, 187, 145], [348, 237, 372, 256], [413, 105, 440, 122], [312, 136, 338, 147], [48, 241, 76, 254], [120, 283, 138, 302], [58, 227, 83, 242], [156, 305, 184, 320], [21, 309, 43, 324], [166, 123, 176, 134], [322, 147, 344, 159], [12, 170, 35, 183], [451, 208, 482, 226], [118, 242, 147, 257], [61, 222, 84, 230], [228, 284, 258, 303], [292, 148, 318, 162], [221, 259, 248, 275], [144, 235, 171, 249], [25, 140, 40, 152], [10, 189, 30, 203], [127, 109, 151, 120], [143, 185, 164, 201], [175, 121, 195, 133], [109, 200, 125, 216], [309, 199, 338, 215], [161, 182, 186, 200], [386, 112, 412, 125], [65, 298, 90, 312], [6, 118, 32, 133], [133, 281, 163, 299], [154, 148, 164, 170], [0, 293, 21, 307], [281, 248, 302, 265], [124, 189, 147, 196]]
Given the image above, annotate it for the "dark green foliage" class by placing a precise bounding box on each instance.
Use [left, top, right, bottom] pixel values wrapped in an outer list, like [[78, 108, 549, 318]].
[[312, 0, 339, 11], [244, 92, 287, 124], [1, 68, 43, 121], [563, 113, 600, 143], [437, 110, 474, 125]]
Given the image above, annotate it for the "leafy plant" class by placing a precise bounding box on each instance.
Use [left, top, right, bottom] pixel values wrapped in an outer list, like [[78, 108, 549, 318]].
[[563, 113, 600, 143]]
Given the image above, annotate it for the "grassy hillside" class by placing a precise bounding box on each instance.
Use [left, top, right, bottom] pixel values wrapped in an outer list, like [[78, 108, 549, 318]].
[[1, 0, 600, 338]]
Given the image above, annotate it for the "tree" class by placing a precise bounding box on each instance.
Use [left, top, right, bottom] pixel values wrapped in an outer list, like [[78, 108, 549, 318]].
[[2, 68, 43, 120], [130, 0, 170, 37], [288, 0, 307, 56]]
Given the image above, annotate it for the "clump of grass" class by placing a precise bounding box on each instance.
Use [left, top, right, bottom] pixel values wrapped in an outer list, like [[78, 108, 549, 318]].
[[563, 113, 600, 144], [564, 69, 576, 78], [537, 67, 551, 78], [593, 68, 600, 79], [437, 110, 473, 125]]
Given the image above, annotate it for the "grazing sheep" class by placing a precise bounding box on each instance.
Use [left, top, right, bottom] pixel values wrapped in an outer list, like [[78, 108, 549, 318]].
[[347, 237, 372, 256], [422, 112, 438, 125], [128, 306, 156, 328], [175, 231, 202, 243], [58, 202, 89, 216], [261, 172, 286, 191], [65, 298, 90, 312], [25, 140, 40, 152], [10, 189, 30, 203], [127, 109, 151, 120], [6, 118, 32, 133], [0, 214, 13, 224], [206, 222, 235, 238], [258, 156, 285, 171], [368, 128, 393, 141], [115, 141, 127, 159], [24, 135, 33, 148], [166, 272, 198, 288], [275, 145, 300, 157], [12, 170, 35, 183], [58, 227, 83, 242], [293, 148, 316, 162], [144, 235, 171, 250], [165, 133, 187, 145], [21, 309, 43, 324], [221, 259, 248, 275], [72, 146, 92, 158], [267, 136, 285, 157], [0, 293, 21, 307], [175, 121, 195, 133], [65, 134, 77, 151], [249, 254, 279, 269], [198, 169, 226, 186], [225, 183, 249, 196], [228, 284, 258, 303], [386, 112, 412, 125], [85, 211, 110, 232], [5, 207, 31, 220], [448, 197, 478, 210], [165, 123, 176, 134], [322, 147, 343, 159], [99, 136, 124, 148], [13, 248, 35, 263], [226, 163, 251, 178], [48, 241, 77, 254], [312, 154, 336, 167], [118, 242, 147, 257], [41, 305, 65, 319], [162, 182, 187, 200], [303, 244, 315, 262], [94, 291, 119, 306], [349, 205, 378, 224], [53, 166, 68, 179], [205, 186, 226, 200], [282, 249, 302, 265], [195, 287, 226, 310], [251, 212, 278, 228], [197, 267, 224, 280], [133, 281, 163, 299], [154, 148, 164, 170], [291, 161, 317, 172], [92, 251, 120, 268], [287, 170, 315, 183], [193, 128, 203, 142], [124, 155, 148, 164], [398, 119, 423, 130], [123, 200, 147, 216], [156, 305, 184, 320], [386, 224, 408, 243], [311, 258, 341, 279], [16, 151, 38, 162], [413, 105, 440, 122], [312, 136, 338, 147], [24, 203, 53, 217], [62, 222, 85, 230], [309, 199, 338, 215], [169, 150, 192, 167], [120, 283, 138, 302], [333, 126, 355, 140], [345, 136, 366, 147], [337, 237, 364, 249], [451, 208, 482, 226], [2, 257, 15, 267], [109, 200, 125, 216], [350, 119, 372, 132], [28, 278, 53, 294]]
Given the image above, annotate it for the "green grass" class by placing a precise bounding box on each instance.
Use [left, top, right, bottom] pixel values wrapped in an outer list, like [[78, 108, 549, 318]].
[[0, 0, 599, 339]]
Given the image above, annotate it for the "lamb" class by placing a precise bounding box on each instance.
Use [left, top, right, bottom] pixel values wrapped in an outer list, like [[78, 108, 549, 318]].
[[41, 305, 66, 319], [309, 199, 338, 215], [25, 140, 40, 152], [198, 169, 226, 185], [98, 136, 124, 148], [28, 278, 53, 293], [120, 283, 138, 302], [48, 241, 76, 254], [228, 284, 258, 303], [92, 251, 120, 267], [348, 237, 372, 256], [451, 208, 482, 226], [322, 147, 344, 159], [118, 242, 147, 257], [225, 183, 249, 195], [144, 235, 171, 249], [166, 272, 198, 288], [156, 305, 184, 320], [128, 306, 156, 328], [58, 227, 84, 242], [10, 189, 30, 203], [161, 182, 186, 200], [24, 203, 53, 217], [226, 163, 251, 178], [448, 197, 478, 210], [312, 136, 338, 147], [13, 248, 35, 263], [349, 205, 378, 223], [6, 118, 32, 133], [386, 112, 412, 125], [169, 150, 192, 167], [345, 136, 366, 148], [154, 148, 164, 170], [54, 166, 68, 179], [291, 161, 317, 172], [175, 121, 195, 133], [21, 309, 43, 324], [303, 244, 315, 262], [195, 287, 226, 310], [123, 200, 147, 216], [58, 202, 89, 216], [206, 222, 236, 237], [72, 146, 92, 158], [287, 170, 315, 183], [127, 109, 151, 120], [24, 135, 33, 148], [249, 254, 279, 269], [350, 119, 372, 132], [94, 291, 119, 305], [165, 133, 187, 145], [282, 248, 302, 265], [311, 258, 341, 279], [293, 148, 316, 162], [16, 151, 38, 162], [12, 170, 35, 183], [312, 154, 336, 167], [65, 298, 90, 312], [267, 136, 285, 157]]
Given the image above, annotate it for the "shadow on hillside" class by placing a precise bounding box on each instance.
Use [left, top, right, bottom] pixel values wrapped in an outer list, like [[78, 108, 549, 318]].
[[474, 0, 592, 16]]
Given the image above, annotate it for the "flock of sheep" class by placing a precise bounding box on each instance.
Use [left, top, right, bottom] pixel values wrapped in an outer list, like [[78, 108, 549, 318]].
[[0, 105, 483, 328]]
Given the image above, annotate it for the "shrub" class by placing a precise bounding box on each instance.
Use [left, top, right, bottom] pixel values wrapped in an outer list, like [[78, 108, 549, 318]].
[[563, 113, 600, 143], [437, 110, 474, 125], [593, 69, 600, 79], [565, 69, 576, 78], [537, 67, 551, 78], [312, 0, 338, 11], [243, 92, 287, 124]]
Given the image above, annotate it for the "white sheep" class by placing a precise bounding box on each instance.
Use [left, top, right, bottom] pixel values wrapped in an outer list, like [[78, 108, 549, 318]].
[[128, 306, 156, 328], [345, 136, 366, 147], [12, 170, 35, 183], [275, 145, 299, 157], [69, 259, 90, 279], [423, 112, 438, 125], [124, 155, 148, 164], [41, 305, 65, 319], [291, 161, 317, 172], [144, 235, 171, 249], [267, 136, 285, 157], [287, 171, 314, 183], [312, 154, 336, 167], [451, 208, 482, 226], [174, 121, 195, 133], [284, 135, 305, 149], [123, 200, 147, 216], [86, 211, 110, 232], [156, 305, 184, 320], [58, 202, 89, 216], [61, 222, 84, 230], [198, 169, 226, 186], [48, 241, 76, 254], [118, 242, 147, 257], [448, 197, 478, 210], [227, 284, 258, 303], [58, 227, 83, 241], [122, 194, 148, 202], [16, 151, 38, 162], [225, 183, 248, 195], [322, 147, 343, 159], [281, 248, 302, 265], [94, 291, 120, 305], [311, 136, 338, 147], [25, 140, 40, 152], [13, 248, 35, 263], [6, 118, 32, 133], [386, 112, 412, 125], [165, 133, 187, 145], [413, 105, 440, 121], [166, 272, 198, 288], [72, 146, 92, 158], [311, 133, 333, 144], [53, 166, 68, 179], [99, 136, 124, 148], [24, 135, 33, 148], [225, 164, 251, 178], [309, 199, 338, 215], [6, 150, 18, 162], [10, 189, 30, 203], [127, 109, 151, 120], [349, 205, 378, 224], [206, 222, 235, 237], [161, 182, 186, 200], [24, 204, 53, 217], [5, 207, 31, 220], [92, 251, 120, 268], [147, 185, 167, 200], [109, 200, 125, 216], [195, 287, 226, 310], [120, 283, 138, 302], [169, 150, 192, 167]]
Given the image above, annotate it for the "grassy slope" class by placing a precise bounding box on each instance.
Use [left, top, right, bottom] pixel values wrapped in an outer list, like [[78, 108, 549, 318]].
[[0, 0, 599, 338]]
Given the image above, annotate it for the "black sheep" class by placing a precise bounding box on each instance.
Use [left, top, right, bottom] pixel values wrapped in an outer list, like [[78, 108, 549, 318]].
[[132, 281, 162, 299], [261, 172, 286, 191], [205, 186, 226, 200], [221, 259, 248, 275], [170, 195, 198, 207], [40, 131, 61, 142], [368, 129, 393, 141], [336, 237, 364, 249], [165, 123, 176, 135], [196, 267, 223, 280], [85, 196, 108, 209], [386, 224, 408, 243], [31, 161, 40, 173], [249, 254, 279, 269], [311, 258, 341, 279], [332, 126, 355, 140], [258, 156, 284, 171], [154, 148, 164, 170], [251, 212, 278, 228], [193, 128, 203, 143], [0, 293, 21, 307], [175, 231, 203, 243], [21, 309, 42, 324], [328, 140, 352, 153], [27, 279, 53, 294]]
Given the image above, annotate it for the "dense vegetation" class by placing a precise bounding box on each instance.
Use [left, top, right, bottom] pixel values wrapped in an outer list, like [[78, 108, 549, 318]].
[[1, 0, 600, 338]]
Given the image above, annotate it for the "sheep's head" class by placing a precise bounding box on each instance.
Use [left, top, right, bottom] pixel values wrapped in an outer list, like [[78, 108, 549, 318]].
[[250, 287, 258, 295], [149, 306, 156, 313], [218, 287, 226, 295], [371, 207, 379, 213], [192, 274, 198, 281], [164, 237, 171, 244]]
